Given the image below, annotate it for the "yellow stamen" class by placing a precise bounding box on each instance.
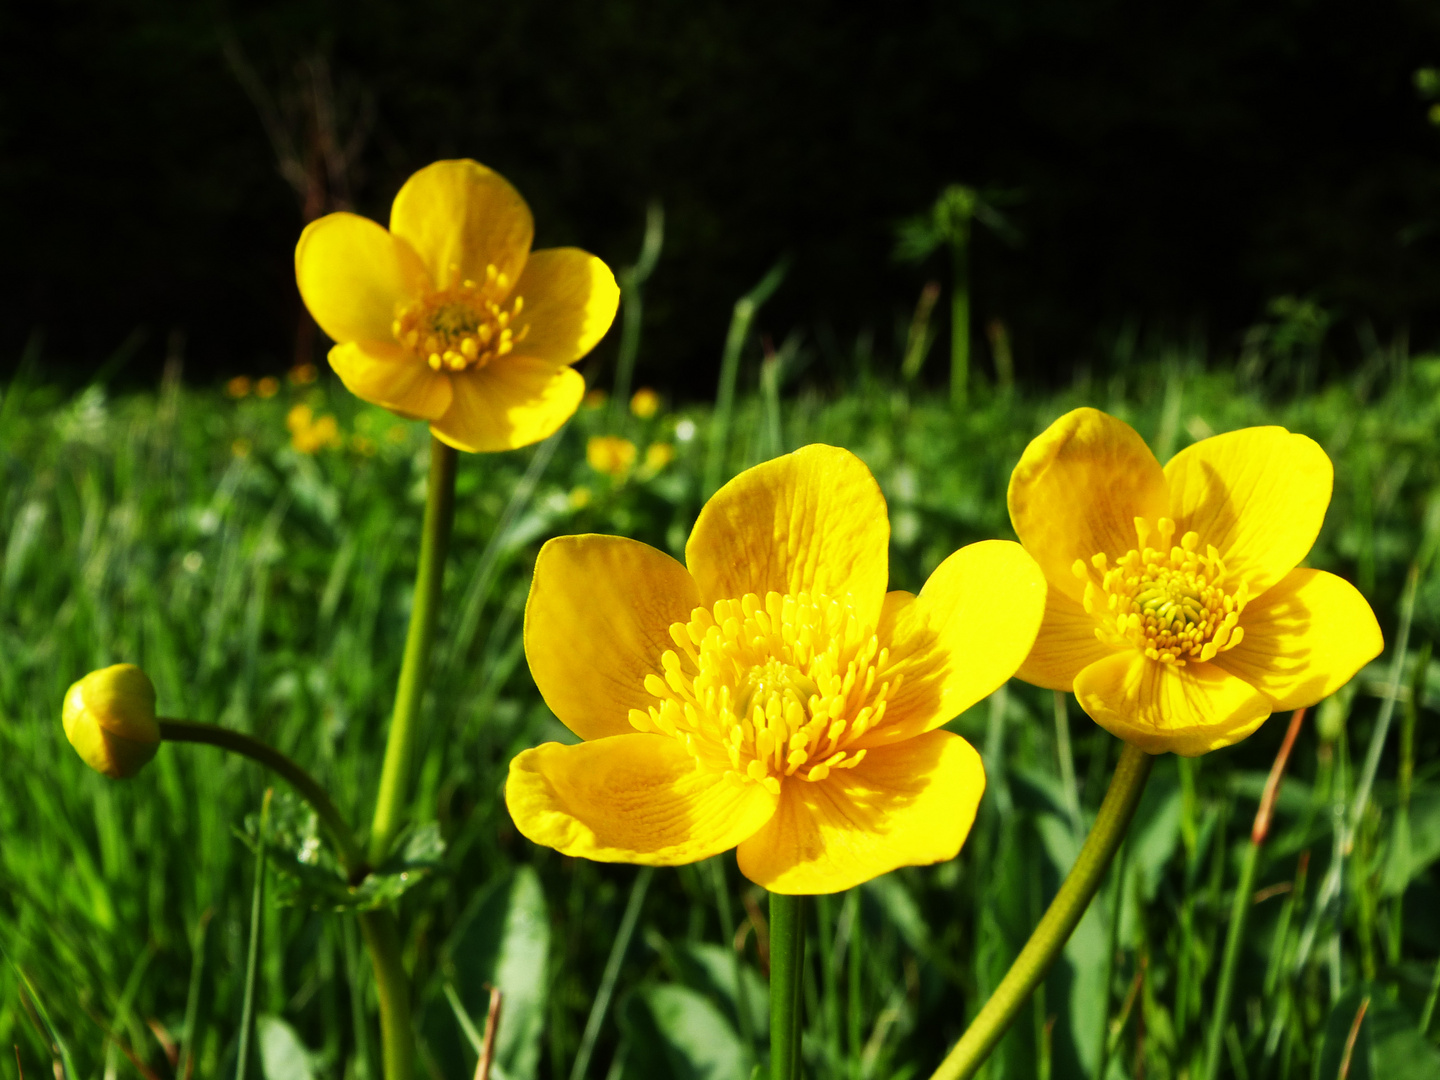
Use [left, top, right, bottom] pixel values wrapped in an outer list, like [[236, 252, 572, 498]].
[[391, 274, 528, 373]]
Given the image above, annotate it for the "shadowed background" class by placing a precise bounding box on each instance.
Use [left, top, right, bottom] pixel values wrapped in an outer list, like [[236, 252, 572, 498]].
[[3, 0, 1440, 392]]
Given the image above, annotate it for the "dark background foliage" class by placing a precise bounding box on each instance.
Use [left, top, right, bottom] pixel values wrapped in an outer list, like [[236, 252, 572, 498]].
[[4, 0, 1440, 394]]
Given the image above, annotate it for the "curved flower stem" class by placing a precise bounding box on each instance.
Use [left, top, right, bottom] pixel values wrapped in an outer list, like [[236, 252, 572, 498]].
[[930, 742, 1154, 1080], [370, 435, 458, 864], [158, 719, 363, 875], [770, 892, 806, 1080]]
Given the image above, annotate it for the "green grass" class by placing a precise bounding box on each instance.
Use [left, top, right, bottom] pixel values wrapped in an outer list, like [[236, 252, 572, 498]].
[[0, 339, 1438, 1080]]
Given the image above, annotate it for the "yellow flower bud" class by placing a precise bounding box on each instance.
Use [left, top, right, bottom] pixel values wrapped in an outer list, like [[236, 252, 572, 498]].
[[62, 664, 161, 779]]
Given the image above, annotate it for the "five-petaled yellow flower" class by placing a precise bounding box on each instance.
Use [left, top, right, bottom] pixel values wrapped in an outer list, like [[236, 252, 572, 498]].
[[507, 445, 1046, 894], [1008, 408, 1383, 756], [295, 159, 620, 452]]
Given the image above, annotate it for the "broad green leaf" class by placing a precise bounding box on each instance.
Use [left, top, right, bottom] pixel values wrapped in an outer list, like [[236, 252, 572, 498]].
[[667, 941, 767, 1044], [257, 1015, 317, 1080], [621, 982, 753, 1080]]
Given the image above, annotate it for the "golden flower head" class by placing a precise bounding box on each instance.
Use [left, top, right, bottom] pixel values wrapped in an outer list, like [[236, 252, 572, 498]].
[[587, 435, 637, 478], [507, 445, 1047, 894], [62, 664, 161, 779], [294, 159, 620, 453], [643, 442, 675, 472], [630, 387, 661, 418], [287, 404, 341, 454], [1008, 408, 1383, 756]]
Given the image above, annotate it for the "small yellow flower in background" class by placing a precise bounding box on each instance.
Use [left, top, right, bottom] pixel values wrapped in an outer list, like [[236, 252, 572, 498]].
[[643, 442, 675, 472], [584, 389, 609, 410], [63, 664, 161, 779], [231, 438, 252, 458], [351, 435, 378, 457], [256, 376, 280, 399], [287, 404, 342, 454], [568, 486, 592, 511], [289, 362, 319, 385], [294, 159, 620, 453], [587, 435, 637, 478], [226, 376, 251, 399], [1008, 407, 1383, 756], [507, 445, 1046, 894], [630, 387, 660, 418]]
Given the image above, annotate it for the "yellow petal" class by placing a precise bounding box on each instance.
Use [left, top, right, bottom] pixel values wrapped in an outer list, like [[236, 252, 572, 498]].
[[1008, 408, 1169, 603], [1164, 427, 1332, 597], [526, 536, 701, 741], [736, 730, 984, 894], [1073, 651, 1272, 756], [328, 341, 453, 420], [430, 358, 584, 453], [295, 212, 426, 344], [506, 736, 778, 865], [389, 159, 533, 290], [1016, 588, 1120, 692], [1212, 569, 1383, 711], [857, 541, 1046, 748], [686, 445, 890, 630], [511, 248, 621, 366]]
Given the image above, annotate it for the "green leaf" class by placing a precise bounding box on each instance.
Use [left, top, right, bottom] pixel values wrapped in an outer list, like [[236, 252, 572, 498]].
[[862, 873, 929, 953], [620, 983, 754, 1080], [257, 1015, 318, 1080], [1316, 985, 1440, 1080], [666, 941, 767, 1043]]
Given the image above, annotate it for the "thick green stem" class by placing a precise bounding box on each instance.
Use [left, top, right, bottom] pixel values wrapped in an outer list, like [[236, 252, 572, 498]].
[[358, 911, 414, 1080], [770, 893, 806, 1080], [370, 435, 458, 863], [930, 742, 1154, 1080], [158, 719, 363, 875]]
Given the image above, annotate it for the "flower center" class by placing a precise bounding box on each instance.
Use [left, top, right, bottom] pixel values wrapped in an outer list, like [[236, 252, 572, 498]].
[[391, 263, 530, 373], [629, 592, 902, 793], [1076, 517, 1248, 666]]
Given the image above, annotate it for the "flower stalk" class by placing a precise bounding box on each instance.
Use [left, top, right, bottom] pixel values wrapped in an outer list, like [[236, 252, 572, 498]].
[[929, 742, 1154, 1080], [770, 892, 806, 1080]]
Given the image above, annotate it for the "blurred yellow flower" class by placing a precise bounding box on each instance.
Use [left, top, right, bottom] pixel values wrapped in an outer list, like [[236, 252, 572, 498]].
[[226, 376, 251, 399], [643, 442, 675, 472], [568, 486, 593, 510], [1008, 408, 1383, 756], [289, 362, 319, 385], [584, 389, 609, 410], [256, 376, 280, 399], [287, 404, 342, 454], [63, 664, 160, 779], [587, 435, 637, 477], [630, 387, 660, 418], [295, 159, 620, 452], [231, 438, 252, 458], [507, 445, 1046, 893]]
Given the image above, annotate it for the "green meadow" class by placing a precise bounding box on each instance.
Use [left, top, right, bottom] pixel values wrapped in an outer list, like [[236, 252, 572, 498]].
[[1, 330, 1438, 1080]]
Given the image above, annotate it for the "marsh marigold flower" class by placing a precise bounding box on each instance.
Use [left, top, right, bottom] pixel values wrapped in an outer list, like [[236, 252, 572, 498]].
[[295, 160, 620, 452], [1008, 408, 1382, 756], [507, 445, 1046, 893], [63, 664, 161, 779], [587, 435, 637, 477]]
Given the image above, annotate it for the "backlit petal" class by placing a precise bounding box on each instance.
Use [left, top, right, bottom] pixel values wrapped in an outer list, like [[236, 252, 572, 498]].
[[686, 445, 889, 630], [1008, 408, 1169, 603], [526, 536, 702, 741], [1074, 651, 1272, 756], [736, 730, 984, 894], [1164, 427, 1332, 597], [511, 248, 621, 366], [1212, 569, 1383, 711], [389, 159, 534, 291], [506, 736, 779, 864], [858, 541, 1046, 747], [430, 357, 584, 453], [328, 341, 453, 420], [1016, 588, 1120, 692], [296, 212, 426, 344]]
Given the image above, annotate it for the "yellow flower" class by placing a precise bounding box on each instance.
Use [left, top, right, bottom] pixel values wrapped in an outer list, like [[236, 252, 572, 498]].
[[587, 435, 637, 477], [1008, 408, 1383, 756], [62, 664, 161, 779], [289, 362, 319, 385], [643, 442, 675, 472], [256, 376, 280, 399], [287, 404, 342, 454], [295, 159, 620, 453], [507, 445, 1046, 894], [630, 387, 660, 418], [226, 376, 251, 399], [583, 389, 609, 410]]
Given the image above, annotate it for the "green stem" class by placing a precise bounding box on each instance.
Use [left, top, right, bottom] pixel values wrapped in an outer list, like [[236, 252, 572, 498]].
[[950, 232, 970, 409], [236, 790, 271, 1080], [930, 742, 1154, 1080], [158, 719, 363, 875], [370, 435, 457, 863], [1202, 839, 1259, 1080], [770, 893, 806, 1080], [358, 911, 414, 1080]]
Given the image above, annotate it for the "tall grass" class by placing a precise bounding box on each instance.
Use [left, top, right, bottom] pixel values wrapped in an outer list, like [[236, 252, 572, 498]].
[[0, 335, 1436, 1080]]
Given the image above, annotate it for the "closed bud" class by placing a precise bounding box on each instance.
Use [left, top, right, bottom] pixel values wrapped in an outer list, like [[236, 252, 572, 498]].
[[62, 664, 161, 778]]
